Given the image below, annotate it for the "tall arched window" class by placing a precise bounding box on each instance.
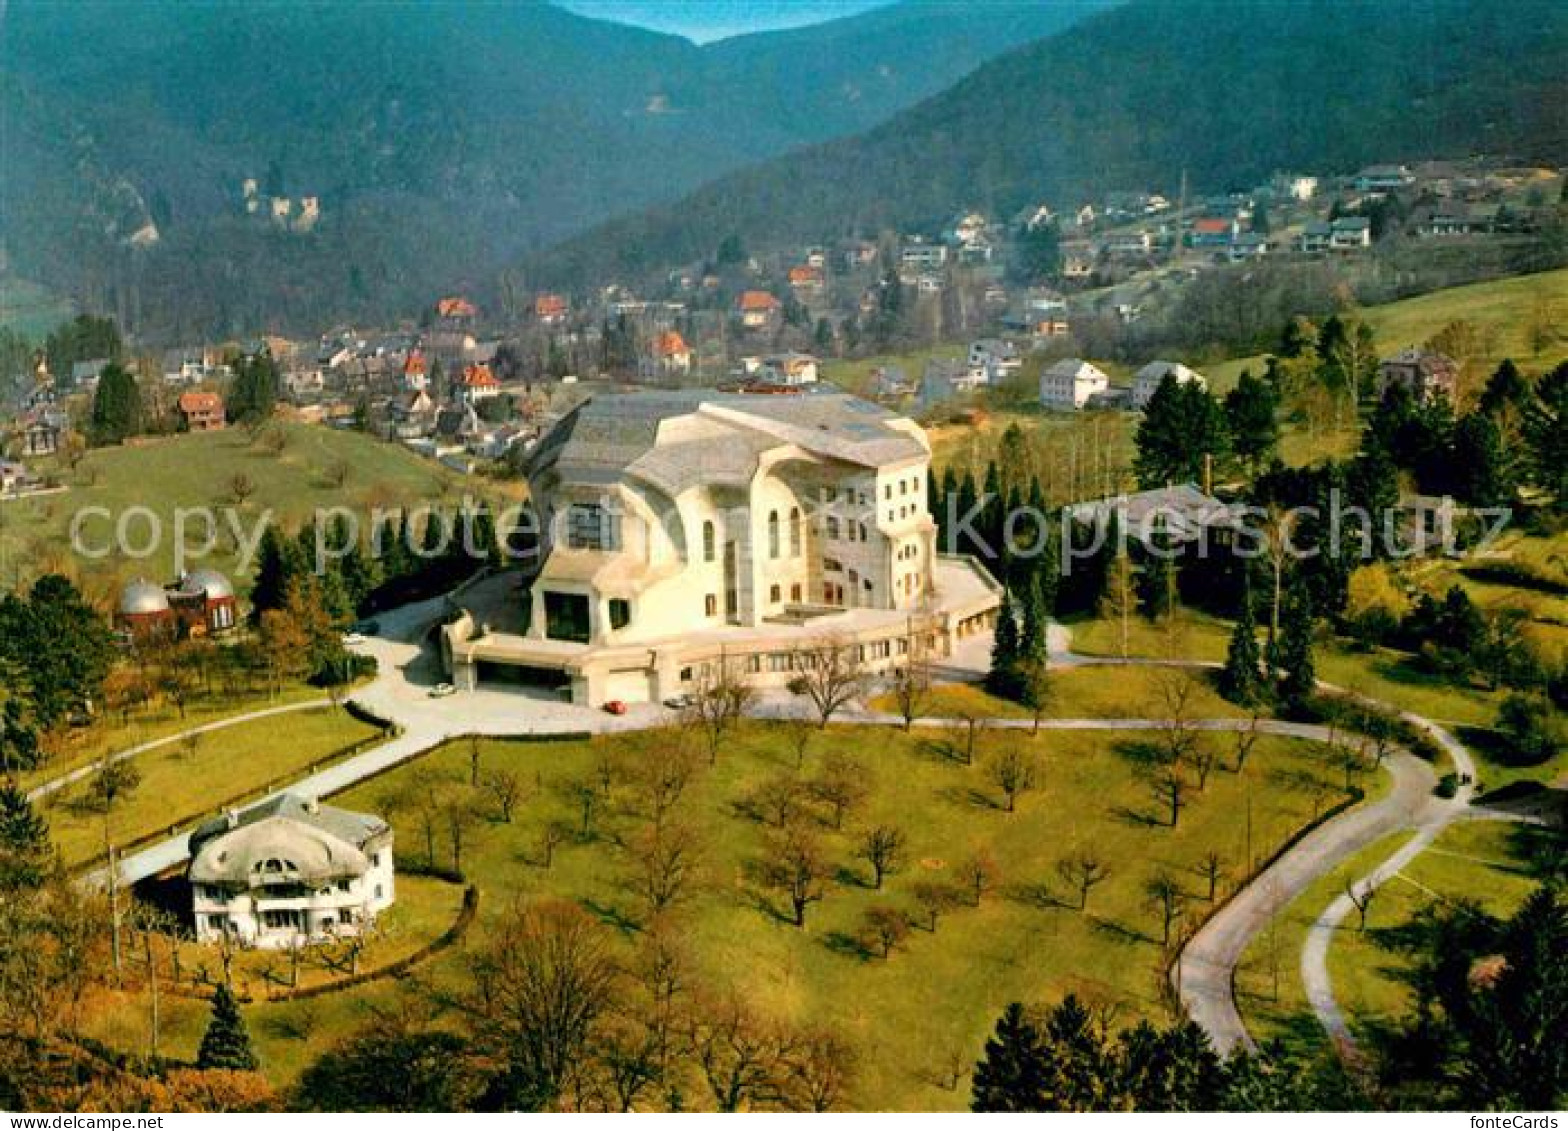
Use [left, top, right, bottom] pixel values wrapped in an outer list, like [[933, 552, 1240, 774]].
[[768, 510, 780, 558], [789, 507, 802, 556], [703, 520, 716, 562]]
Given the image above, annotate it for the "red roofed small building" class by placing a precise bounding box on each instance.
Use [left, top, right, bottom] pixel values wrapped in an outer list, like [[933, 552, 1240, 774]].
[[1189, 217, 1238, 248], [535, 293, 569, 326], [1377, 348, 1459, 403], [437, 296, 478, 323], [787, 265, 824, 295], [177, 391, 225, 431], [639, 330, 693, 380], [737, 290, 783, 331], [460, 362, 501, 402], [403, 349, 428, 391]]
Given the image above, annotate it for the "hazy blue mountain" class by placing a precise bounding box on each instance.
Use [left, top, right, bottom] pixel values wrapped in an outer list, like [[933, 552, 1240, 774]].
[[0, 0, 1105, 337], [528, 0, 1568, 289]]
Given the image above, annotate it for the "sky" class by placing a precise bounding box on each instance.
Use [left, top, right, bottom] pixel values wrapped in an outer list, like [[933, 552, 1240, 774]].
[[557, 0, 893, 43]]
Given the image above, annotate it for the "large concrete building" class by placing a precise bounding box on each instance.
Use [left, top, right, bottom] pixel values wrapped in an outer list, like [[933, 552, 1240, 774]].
[[442, 389, 999, 706]]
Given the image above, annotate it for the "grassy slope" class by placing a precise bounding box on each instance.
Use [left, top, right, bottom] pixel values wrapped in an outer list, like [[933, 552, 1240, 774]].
[[91, 720, 1356, 1106], [1207, 266, 1568, 393], [3, 422, 516, 596], [43, 706, 380, 868], [1237, 820, 1552, 1052]]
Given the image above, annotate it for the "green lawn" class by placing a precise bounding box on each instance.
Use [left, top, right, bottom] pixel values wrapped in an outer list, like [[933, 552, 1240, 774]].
[[2, 422, 517, 589], [19, 681, 329, 793], [1237, 820, 1554, 1053], [869, 665, 1247, 722], [1206, 266, 1568, 397], [42, 706, 381, 868], [96, 720, 1363, 1107], [1066, 610, 1234, 663]]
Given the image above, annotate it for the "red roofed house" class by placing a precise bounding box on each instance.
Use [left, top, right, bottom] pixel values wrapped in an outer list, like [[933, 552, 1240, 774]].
[[403, 349, 429, 391], [1189, 217, 1238, 248], [460, 362, 501, 402], [737, 290, 783, 332], [787, 265, 824, 295], [177, 391, 226, 432], [639, 330, 693, 380], [535, 293, 569, 327], [437, 296, 478, 323]]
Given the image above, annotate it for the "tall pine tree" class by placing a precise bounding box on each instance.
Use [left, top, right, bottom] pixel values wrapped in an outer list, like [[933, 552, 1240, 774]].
[[972, 1002, 1048, 1112], [0, 778, 52, 892], [1219, 578, 1265, 706]]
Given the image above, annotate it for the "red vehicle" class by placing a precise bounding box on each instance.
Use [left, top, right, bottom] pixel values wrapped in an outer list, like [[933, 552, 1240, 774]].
[[602, 699, 628, 715]]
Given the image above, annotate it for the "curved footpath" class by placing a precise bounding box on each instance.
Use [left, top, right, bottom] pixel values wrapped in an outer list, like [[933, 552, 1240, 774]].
[[90, 601, 1481, 1061]]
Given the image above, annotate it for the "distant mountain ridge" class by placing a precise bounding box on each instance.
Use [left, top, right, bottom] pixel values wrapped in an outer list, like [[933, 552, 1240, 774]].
[[527, 0, 1568, 288], [0, 0, 1107, 339]]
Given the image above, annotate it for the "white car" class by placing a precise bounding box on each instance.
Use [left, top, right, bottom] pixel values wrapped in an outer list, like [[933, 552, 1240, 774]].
[[428, 682, 457, 699], [341, 632, 365, 646], [663, 693, 695, 710]]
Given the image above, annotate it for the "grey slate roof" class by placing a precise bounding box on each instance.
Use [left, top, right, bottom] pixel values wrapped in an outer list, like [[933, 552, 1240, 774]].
[[526, 389, 926, 498]]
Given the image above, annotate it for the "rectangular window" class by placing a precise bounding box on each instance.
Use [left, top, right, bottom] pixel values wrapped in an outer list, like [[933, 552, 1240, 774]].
[[770, 584, 781, 603], [705, 594, 717, 617], [544, 591, 591, 643], [609, 598, 631, 630], [567, 504, 615, 551], [790, 583, 802, 603]]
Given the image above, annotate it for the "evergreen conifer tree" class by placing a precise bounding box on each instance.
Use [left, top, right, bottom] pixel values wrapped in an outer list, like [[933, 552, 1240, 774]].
[[0, 778, 52, 892], [988, 590, 1022, 699], [972, 1002, 1048, 1112], [1275, 586, 1317, 712], [1219, 579, 1265, 706], [197, 983, 259, 1072]]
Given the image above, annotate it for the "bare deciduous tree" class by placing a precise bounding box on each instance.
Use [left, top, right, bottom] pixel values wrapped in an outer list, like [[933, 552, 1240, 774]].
[[858, 904, 911, 959], [855, 824, 906, 889], [1197, 849, 1228, 902], [1057, 849, 1110, 911], [807, 753, 869, 830], [683, 657, 756, 765], [984, 745, 1038, 812], [958, 847, 1000, 906], [888, 625, 932, 730], [1145, 871, 1188, 948], [629, 820, 703, 920], [765, 824, 829, 928], [484, 768, 526, 823], [1345, 877, 1378, 930], [787, 636, 868, 729], [911, 880, 959, 931]]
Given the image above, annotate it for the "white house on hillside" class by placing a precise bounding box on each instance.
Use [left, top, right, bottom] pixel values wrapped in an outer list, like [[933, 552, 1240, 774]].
[[188, 794, 394, 949], [1132, 361, 1207, 409], [1040, 358, 1110, 410]]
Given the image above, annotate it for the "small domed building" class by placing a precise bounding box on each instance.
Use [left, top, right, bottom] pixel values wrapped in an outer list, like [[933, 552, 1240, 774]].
[[188, 793, 395, 948], [115, 570, 238, 643], [117, 579, 175, 643]]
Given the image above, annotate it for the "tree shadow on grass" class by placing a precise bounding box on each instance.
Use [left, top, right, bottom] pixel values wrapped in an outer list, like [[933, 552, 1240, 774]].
[[1090, 914, 1155, 947], [1005, 879, 1073, 911], [823, 930, 874, 961], [1110, 802, 1164, 828], [1113, 738, 1168, 769], [934, 783, 1001, 811], [581, 897, 641, 937]]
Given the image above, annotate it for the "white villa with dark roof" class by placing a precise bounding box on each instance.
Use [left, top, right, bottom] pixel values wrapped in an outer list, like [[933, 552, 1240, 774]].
[[188, 794, 394, 948], [441, 389, 1000, 706]]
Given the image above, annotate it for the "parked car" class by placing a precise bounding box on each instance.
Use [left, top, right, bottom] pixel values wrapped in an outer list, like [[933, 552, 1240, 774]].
[[602, 699, 628, 715], [428, 682, 457, 698], [341, 632, 365, 646], [663, 693, 695, 710]]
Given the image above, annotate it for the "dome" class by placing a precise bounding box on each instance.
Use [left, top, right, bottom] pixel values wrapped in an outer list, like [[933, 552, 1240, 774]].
[[189, 817, 370, 888], [181, 568, 234, 601], [119, 579, 171, 616]]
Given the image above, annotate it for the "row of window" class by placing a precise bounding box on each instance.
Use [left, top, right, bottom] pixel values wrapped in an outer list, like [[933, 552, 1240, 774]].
[[678, 633, 931, 684]]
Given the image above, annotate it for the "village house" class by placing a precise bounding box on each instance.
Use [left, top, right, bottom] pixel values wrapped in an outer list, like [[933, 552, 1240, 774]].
[[459, 362, 502, 402], [787, 265, 825, 295], [177, 391, 226, 432], [1298, 220, 1334, 253], [1377, 348, 1459, 402], [70, 358, 110, 391], [188, 794, 394, 949], [0, 460, 38, 496], [1040, 358, 1111, 410], [1329, 216, 1373, 250], [162, 347, 225, 385], [899, 241, 949, 272], [639, 330, 694, 381], [402, 348, 429, 391], [437, 295, 478, 324], [1132, 360, 1207, 409], [1066, 483, 1242, 549], [535, 293, 569, 326], [1353, 164, 1414, 195], [1274, 173, 1319, 202], [753, 352, 819, 386], [967, 339, 1023, 384], [441, 388, 999, 706], [872, 365, 915, 399], [1189, 217, 1238, 248], [1228, 232, 1270, 261], [21, 410, 66, 457], [736, 290, 783, 332], [920, 358, 985, 410]]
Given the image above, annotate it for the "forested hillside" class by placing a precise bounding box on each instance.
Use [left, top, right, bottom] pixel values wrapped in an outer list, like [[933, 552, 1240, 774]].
[[0, 0, 1103, 339], [529, 0, 1568, 287]]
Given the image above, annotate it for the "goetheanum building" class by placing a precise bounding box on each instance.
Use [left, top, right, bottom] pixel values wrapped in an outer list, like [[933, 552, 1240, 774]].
[[442, 388, 1000, 705], [188, 794, 394, 948]]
